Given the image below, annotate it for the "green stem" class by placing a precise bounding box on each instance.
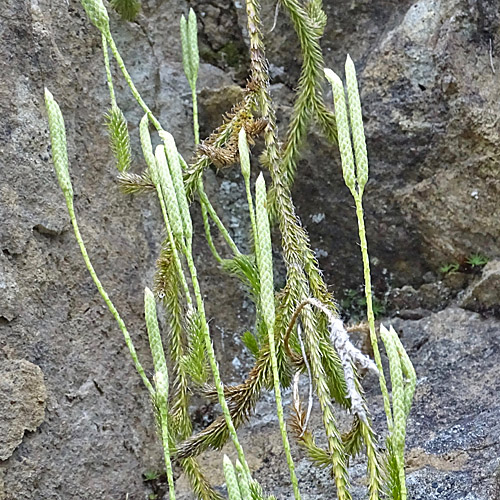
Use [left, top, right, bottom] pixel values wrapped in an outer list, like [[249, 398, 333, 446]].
[[161, 420, 177, 500], [67, 203, 154, 396], [105, 32, 162, 131], [353, 192, 392, 429], [197, 184, 242, 257], [157, 372, 177, 500], [155, 185, 194, 308], [101, 34, 116, 106], [244, 0, 351, 494], [273, 0, 336, 206], [268, 303, 301, 500], [201, 199, 223, 264], [398, 453, 407, 500], [192, 87, 200, 145], [255, 174, 301, 500], [243, 174, 258, 250], [182, 250, 251, 478]]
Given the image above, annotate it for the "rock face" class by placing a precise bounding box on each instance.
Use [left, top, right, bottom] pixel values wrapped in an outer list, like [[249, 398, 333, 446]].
[[255, 0, 500, 295], [461, 260, 500, 314], [0, 360, 46, 461], [0, 0, 499, 499]]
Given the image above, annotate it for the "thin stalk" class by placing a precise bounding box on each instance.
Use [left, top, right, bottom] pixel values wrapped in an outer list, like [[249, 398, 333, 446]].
[[155, 184, 194, 308], [255, 174, 301, 500], [244, 0, 351, 495], [67, 204, 154, 396], [198, 185, 242, 256], [353, 192, 392, 429], [190, 64, 221, 262], [244, 175, 257, 249], [182, 249, 252, 478], [239, 128, 258, 247], [192, 88, 200, 145], [144, 288, 176, 500], [201, 200, 223, 264], [105, 33, 162, 131], [101, 34, 116, 105], [160, 401, 177, 500], [179, 155, 240, 259]]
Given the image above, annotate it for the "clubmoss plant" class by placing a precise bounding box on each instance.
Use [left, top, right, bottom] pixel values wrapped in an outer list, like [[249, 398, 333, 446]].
[[45, 1, 416, 499]]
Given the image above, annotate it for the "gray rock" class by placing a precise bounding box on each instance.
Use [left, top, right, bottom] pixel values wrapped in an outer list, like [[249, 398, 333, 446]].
[[0, 255, 20, 322], [0, 0, 238, 498], [461, 260, 500, 314], [361, 0, 500, 282], [0, 360, 46, 461], [269, 0, 500, 294]]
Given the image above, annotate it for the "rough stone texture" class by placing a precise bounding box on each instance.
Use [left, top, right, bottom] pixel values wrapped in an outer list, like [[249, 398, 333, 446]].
[[244, 0, 500, 297], [461, 260, 500, 314], [364, 0, 499, 273], [0, 360, 47, 461], [1, 0, 499, 498], [0, 255, 20, 322]]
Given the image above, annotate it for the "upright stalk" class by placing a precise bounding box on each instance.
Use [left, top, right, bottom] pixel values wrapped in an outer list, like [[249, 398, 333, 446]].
[[101, 34, 116, 105], [255, 174, 301, 500], [354, 193, 392, 427], [244, 0, 352, 497], [192, 88, 200, 145], [44, 87, 154, 397], [105, 34, 162, 131], [183, 246, 251, 478]]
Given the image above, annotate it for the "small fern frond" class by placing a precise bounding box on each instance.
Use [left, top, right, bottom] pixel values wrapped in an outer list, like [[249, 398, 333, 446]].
[[106, 104, 132, 172], [154, 240, 192, 440], [385, 440, 403, 500], [175, 352, 271, 460], [181, 457, 224, 500]]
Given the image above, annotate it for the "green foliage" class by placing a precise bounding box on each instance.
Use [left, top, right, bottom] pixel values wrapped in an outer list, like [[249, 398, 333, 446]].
[[180, 8, 200, 145], [326, 60, 415, 499], [223, 456, 275, 500], [241, 331, 260, 358], [80, 0, 109, 32], [380, 324, 416, 500], [45, 2, 416, 500], [106, 104, 132, 172], [143, 470, 161, 482], [110, 0, 141, 22], [44, 88, 73, 203], [466, 253, 489, 268], [180, 9, 199, 91], [440, 253, 488, 276], [439, 261, 460, 275], [183, 310, 209, 386]]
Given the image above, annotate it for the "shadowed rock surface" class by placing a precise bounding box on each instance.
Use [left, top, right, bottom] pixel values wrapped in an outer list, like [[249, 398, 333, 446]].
[[0, 0, 498, 498]]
